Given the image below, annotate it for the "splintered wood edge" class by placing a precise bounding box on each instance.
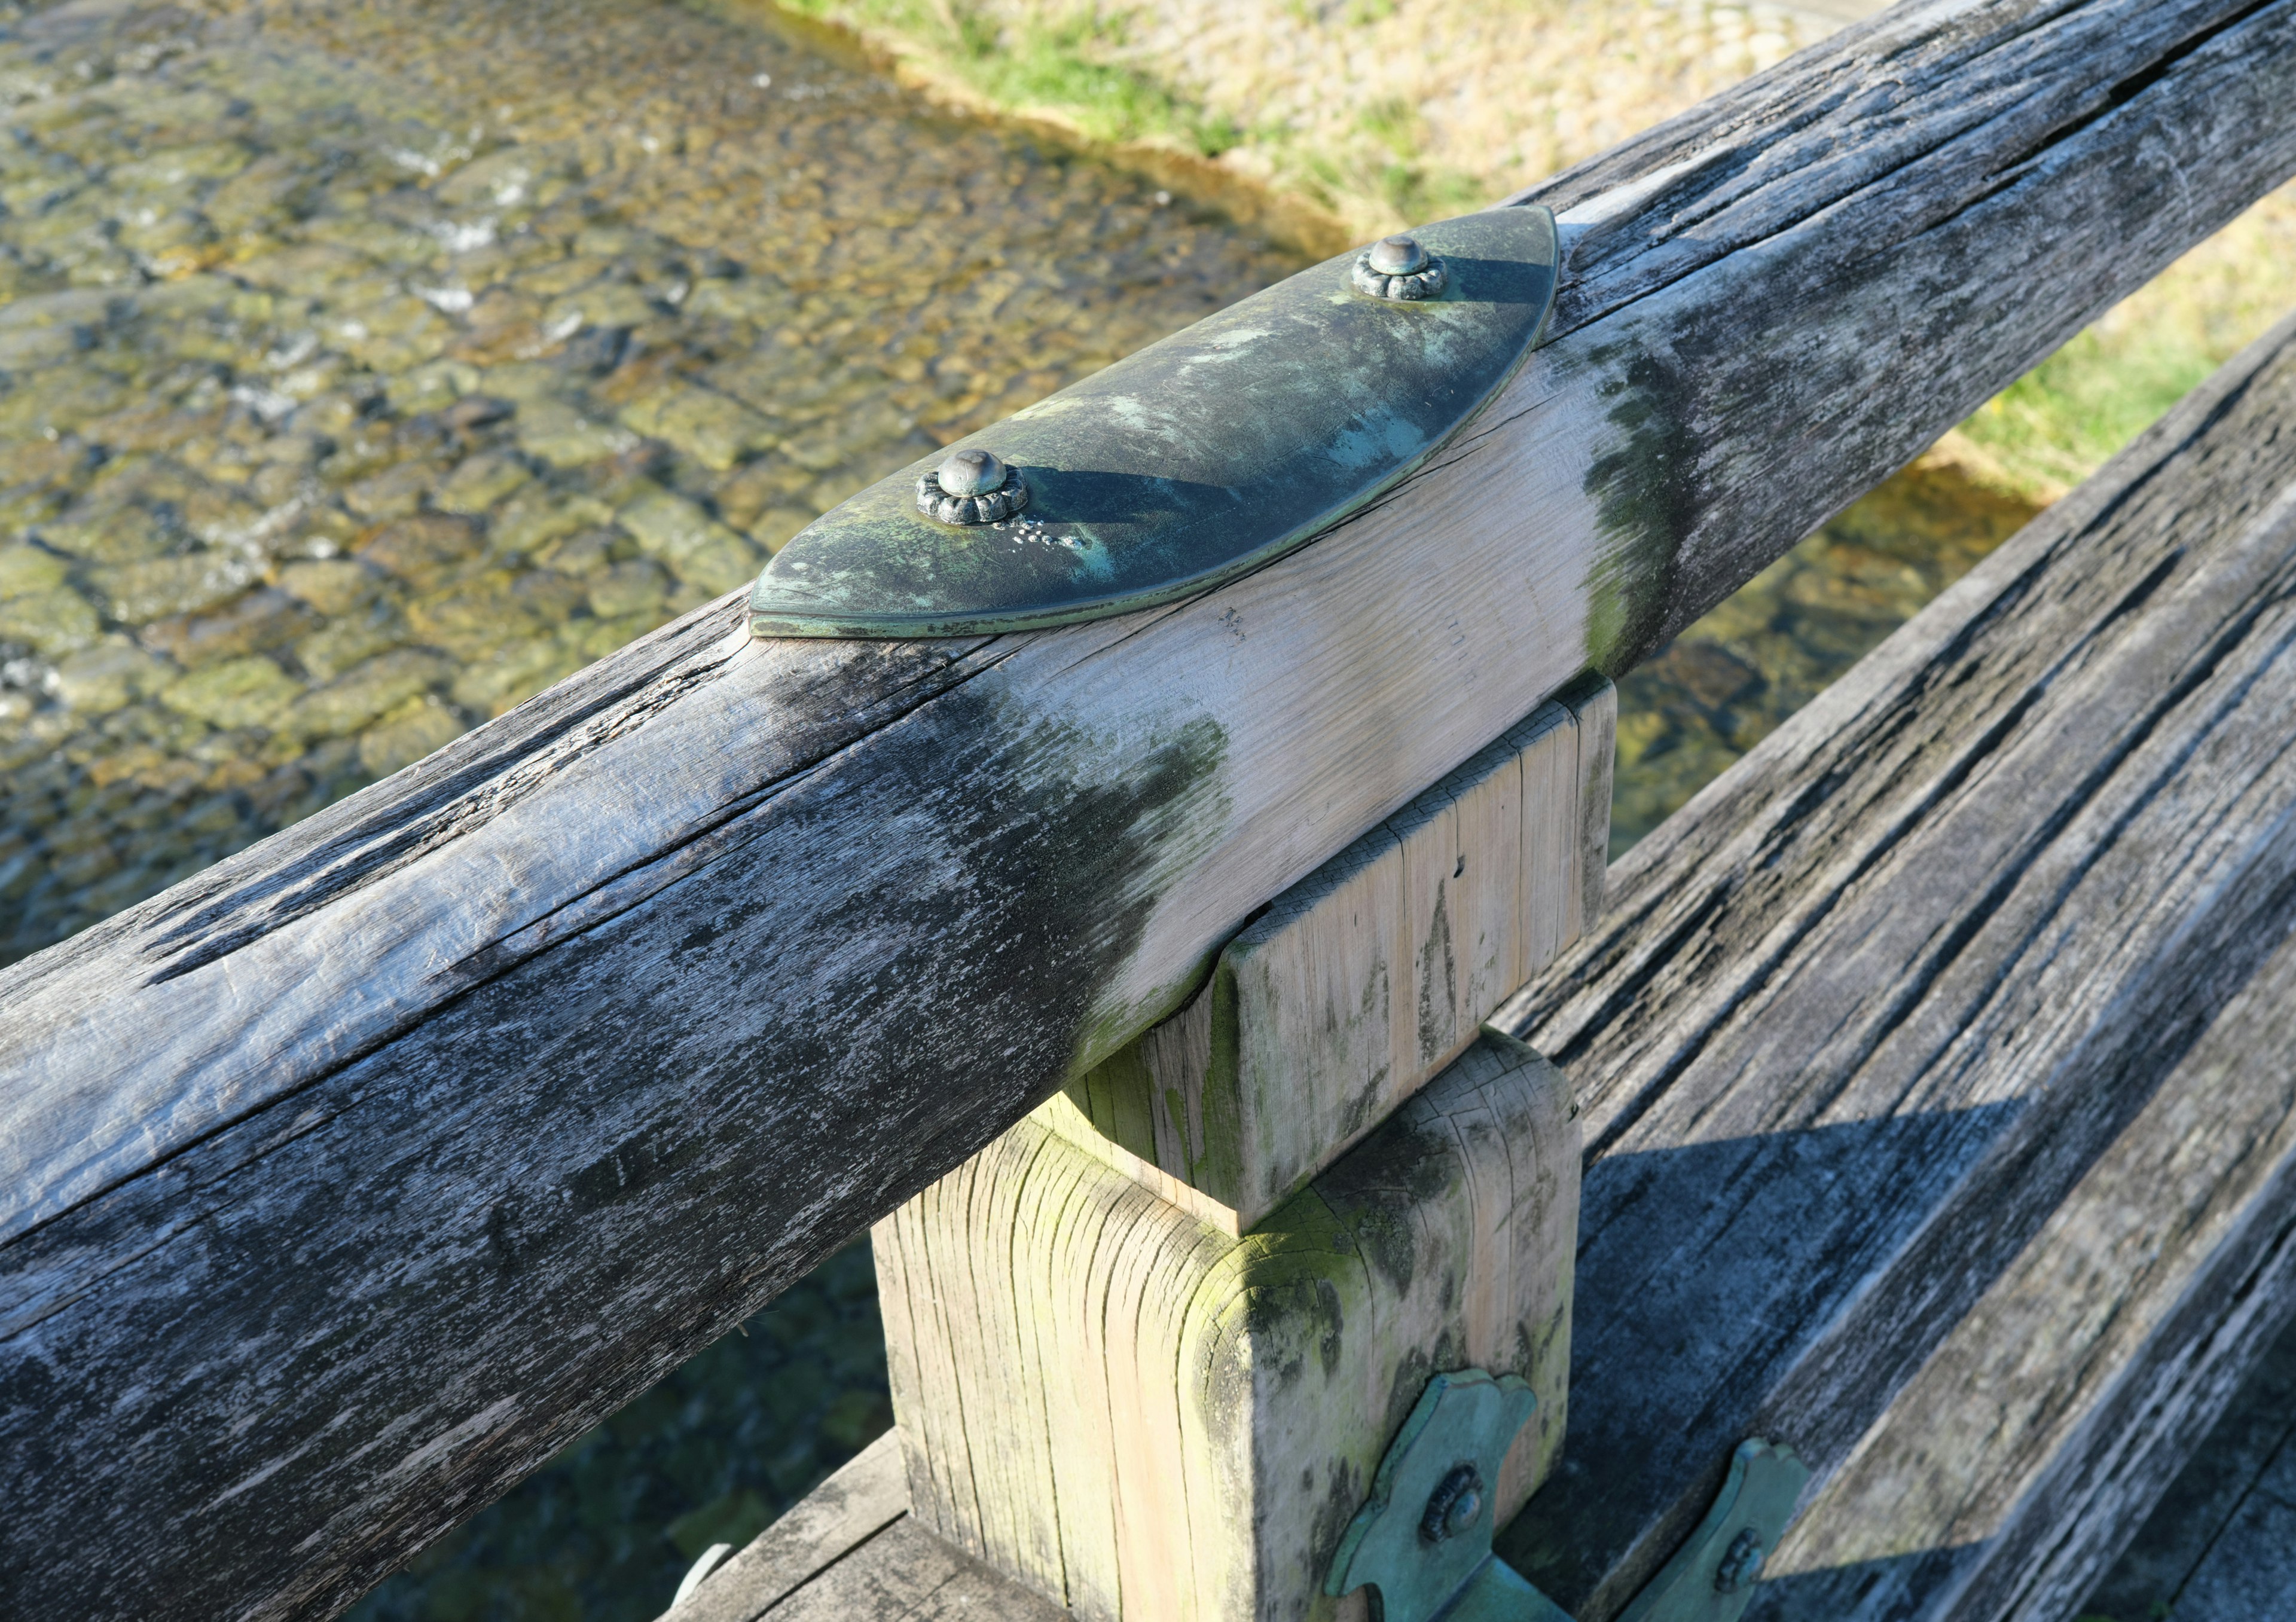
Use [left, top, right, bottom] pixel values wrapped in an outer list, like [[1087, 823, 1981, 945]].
[[664, 1431, 909, 1622]]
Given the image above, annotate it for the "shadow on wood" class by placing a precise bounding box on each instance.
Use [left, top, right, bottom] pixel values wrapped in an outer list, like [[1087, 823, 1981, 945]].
[[1495, 306, 2296, 1620]]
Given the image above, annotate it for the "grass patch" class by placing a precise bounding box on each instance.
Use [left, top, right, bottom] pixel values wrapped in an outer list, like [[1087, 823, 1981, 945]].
[[963, 14, 1242, 152], [776, 0, 1240, 154], [1964, 330, 2223, 497], [1311, 93, 1486, 224], [771, 0, 2296, 504], [1956, 181, 2296, 500]]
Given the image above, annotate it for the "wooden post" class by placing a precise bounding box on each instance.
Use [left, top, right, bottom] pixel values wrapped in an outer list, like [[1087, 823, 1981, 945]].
[[1040, 675, 1613, 1235], [874, 682, 1611, 1620]]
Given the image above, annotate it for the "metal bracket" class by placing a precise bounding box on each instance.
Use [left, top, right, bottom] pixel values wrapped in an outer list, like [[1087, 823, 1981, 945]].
[[749, 204, 1560, 639], [1325, 1370, 1572, 1622], [1329, 1370, 1809, 1622], [1614, 1438, 1809, 1622]]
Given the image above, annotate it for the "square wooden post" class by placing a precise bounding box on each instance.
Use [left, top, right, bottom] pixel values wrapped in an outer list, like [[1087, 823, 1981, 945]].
[[874, 679, 1612, 1621]]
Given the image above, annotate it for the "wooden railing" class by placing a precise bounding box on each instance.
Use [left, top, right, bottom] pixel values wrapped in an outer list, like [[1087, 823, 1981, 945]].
[[1494, 299, 2296, 1620], [6, 1, 2296, 1617]]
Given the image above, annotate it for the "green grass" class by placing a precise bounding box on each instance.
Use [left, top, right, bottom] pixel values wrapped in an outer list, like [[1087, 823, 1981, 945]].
[[1959, 325, 2230, 497], [1950, 190, 2296, 500], [969, 15, 1241, 152], [769, 0, 1483, 216], [1281, 93, 1485, 227], [776, 0, 1241, 154]]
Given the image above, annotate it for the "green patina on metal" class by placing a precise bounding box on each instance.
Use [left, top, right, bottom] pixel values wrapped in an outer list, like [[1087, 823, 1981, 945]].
[[749, 206, 1559, 638], [1327, 1369, 1573, 1622], [1615, 1438, 1810, 1622], [1332, 1369, 1807, 1622]]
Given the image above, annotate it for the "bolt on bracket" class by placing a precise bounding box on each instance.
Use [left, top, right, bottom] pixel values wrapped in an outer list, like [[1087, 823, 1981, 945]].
[[1326, 1370, 1573, 1622], [1614, 1438, 1809, 1622], [1330, 1370, 1809, 1622]]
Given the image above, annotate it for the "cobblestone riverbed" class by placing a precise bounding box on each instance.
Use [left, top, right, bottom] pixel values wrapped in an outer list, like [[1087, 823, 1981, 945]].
[[0, 0, 1300, 963]]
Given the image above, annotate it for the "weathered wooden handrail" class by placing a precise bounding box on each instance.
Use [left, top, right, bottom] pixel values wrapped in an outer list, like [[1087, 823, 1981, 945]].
[[6, 1, 2296, 1617]]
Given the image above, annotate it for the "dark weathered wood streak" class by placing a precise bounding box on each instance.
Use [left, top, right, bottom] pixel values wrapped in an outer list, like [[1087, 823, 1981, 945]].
[[1513, 0, 2296, 658], [7, 2, 2296, 1617], [1494, 311, 2296, 1620]]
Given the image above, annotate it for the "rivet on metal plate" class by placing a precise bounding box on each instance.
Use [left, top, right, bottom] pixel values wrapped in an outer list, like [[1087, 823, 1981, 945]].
[[749, 204, 1559, 639], [918, 447, 1028, 526], [1354, 232, 1448, 300]]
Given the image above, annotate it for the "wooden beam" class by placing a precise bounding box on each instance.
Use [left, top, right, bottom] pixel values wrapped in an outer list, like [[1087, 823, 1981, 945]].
[[663, 1433, 1068, 1622], [670, 1432, 912, 1622], [1493, 308, 2296, 1620], [877, 1033, 1578, 1621], [7, 2, 2296, 1615], [1042, 679, 1610, 1233]]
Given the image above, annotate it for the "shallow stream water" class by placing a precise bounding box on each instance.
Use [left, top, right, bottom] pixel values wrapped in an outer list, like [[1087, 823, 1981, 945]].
[[0, 0, 2054, 1614], [0, 0, 1297, 963]]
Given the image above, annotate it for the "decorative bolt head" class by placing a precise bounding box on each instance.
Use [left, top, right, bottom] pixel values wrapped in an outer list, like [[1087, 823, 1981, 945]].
[[1418, 1464, 1485, 1544], [917, 447, 1030, 526], [1368, 234, 1430, 275], [1352, 235, 1448, 301], [936, 447, 1006, 497], [1713, 1528, 1766, 1594]]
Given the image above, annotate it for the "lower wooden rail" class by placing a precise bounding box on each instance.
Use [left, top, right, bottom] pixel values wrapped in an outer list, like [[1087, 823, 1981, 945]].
[[664, 1434, 1046, 1622], [1495, 308, 2296, 1620], [662, 306, 2296, 1622]]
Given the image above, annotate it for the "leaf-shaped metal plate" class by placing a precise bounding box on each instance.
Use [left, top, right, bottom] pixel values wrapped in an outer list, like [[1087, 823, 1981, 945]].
[[748, 205, 1559, 639]]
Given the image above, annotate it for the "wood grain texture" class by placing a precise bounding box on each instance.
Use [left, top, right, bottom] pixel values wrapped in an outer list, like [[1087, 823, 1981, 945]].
[[1492, 308, 2296, 1621], [658, 1438, 1122, 1622], [877, 1031, 1578, 1622], [8, 2, 2296, 1615], [666, 1431, 911, 1622], [764, 1517, 1071, 1622], [1045, 682, 1605, 1230], [1561, 677, 1614, 932]]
